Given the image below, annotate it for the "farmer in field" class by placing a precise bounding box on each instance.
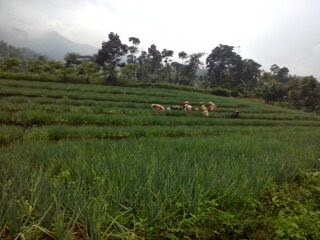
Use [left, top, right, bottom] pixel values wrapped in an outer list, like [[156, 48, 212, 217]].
[[207, 101, 217, 111], [167, 105, 183, 111], [199, 102, 209, 117], [230, 108, 240, 118], [151, 104, 165, 112], [183, 101, 192, 113]]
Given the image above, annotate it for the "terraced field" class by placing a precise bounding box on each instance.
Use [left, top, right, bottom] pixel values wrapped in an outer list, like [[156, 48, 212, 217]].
[[1, 78, 320, 239]]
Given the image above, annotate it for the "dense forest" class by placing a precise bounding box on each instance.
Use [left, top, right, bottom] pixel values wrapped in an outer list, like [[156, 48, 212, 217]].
[[1, 32, 319, 113]]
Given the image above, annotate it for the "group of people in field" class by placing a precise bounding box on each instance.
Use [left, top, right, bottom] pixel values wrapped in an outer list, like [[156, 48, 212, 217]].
[[151, 101, 217, 117], [151, 101, 240, 118]]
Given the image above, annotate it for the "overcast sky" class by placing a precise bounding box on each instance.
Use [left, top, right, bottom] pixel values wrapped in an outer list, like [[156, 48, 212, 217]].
[[0, 0, 320, 77]]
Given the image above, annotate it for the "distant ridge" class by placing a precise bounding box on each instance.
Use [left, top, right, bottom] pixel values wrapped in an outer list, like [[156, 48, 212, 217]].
[[0, 27, 99, 60]]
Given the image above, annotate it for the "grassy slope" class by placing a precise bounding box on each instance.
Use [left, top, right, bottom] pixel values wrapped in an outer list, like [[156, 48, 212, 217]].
[[0, 79, 320, 239]]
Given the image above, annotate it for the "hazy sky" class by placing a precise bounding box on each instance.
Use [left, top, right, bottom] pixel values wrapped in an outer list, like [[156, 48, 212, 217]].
[[0, 0, 320, 77]]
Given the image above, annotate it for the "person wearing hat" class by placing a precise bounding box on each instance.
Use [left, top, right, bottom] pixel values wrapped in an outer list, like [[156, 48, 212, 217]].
[[183, 101, 192, 113], [151, 104, 165, 112], [199, 102, 209, 117], [207, 101, 217, 111], [230, 109, 240, 118]]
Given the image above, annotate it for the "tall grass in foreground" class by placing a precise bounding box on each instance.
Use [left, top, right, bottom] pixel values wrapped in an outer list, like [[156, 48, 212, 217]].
[[1, 130, 320, 238]]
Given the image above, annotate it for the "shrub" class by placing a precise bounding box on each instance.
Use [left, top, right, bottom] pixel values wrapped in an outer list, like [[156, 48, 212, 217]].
[[211, 87, 232, 97]]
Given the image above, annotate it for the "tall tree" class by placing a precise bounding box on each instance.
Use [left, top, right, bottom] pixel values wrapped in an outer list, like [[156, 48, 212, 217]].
[[161, 49, 174, 82], [270, 64, 289, 83], [178, 51, 188, 64], [64, 52, 82, 67], [241, 59, 261, 89], [206, 44, 242, 88], [180, 53, 204, 86], [295, 76, 320, 111], [136, 51, 150, 81], [171, 61, 184, 84], [277, 67, 289, 83], [147, 44, 162, 79], [270, 64, 280, 75], [128, 37, 140, 46], [260, 79, 282, 105], [96, 32, 128, 83], [96, 32, 128, 67], [127, 37, 140, 64], [161, 49, 174, 65]]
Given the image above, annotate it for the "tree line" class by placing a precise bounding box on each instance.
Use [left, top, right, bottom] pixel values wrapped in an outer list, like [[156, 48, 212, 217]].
[[0, 32, 319, 113]]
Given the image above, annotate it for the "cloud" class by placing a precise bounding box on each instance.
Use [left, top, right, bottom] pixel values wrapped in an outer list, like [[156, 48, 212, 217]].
[[0, 0, 319, 77]]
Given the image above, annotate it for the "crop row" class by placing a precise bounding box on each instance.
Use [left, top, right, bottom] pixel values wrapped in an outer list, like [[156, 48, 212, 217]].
[[0, 81, 228, 106], [0, 85, 248, 107], [1, 110, 320, 127], [0, 78, 207, 99], [1, 130, 320, 238], [0, 77, 216, 99], [1, 95, 295, 115], [2, 125, 317, 144], [0, 101, 318, 122], [0, 80, 299, 115]]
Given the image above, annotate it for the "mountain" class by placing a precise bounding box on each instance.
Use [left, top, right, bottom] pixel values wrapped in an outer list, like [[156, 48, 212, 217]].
[[0, 28, 99, 60], [30, 31, 99, 60]]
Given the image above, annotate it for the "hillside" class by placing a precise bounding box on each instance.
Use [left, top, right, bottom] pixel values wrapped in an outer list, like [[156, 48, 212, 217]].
[[0, 28, 98, 60], [0, 40, 40, 59], [0, 78, 320, 239]]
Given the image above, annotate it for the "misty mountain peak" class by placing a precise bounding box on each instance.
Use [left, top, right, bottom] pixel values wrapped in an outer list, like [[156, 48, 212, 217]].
[[0, 28, 98, 60]]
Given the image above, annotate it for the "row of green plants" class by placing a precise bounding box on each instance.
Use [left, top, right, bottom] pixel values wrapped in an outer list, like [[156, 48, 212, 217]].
[[1, 110, 320, 127], [2, 94, 295, 113], [1, 99, 314, 119], [1, 133, 320, 239], [1, 77, 319, 238], [0, 78, 202, 99], [0, 72, 242, 97], [1, 102, 318, 122], [2, 125, 317, 144], [0, 78, 290, 108], [0, 80, 240, 105], [1, 79, 283, 110], [0, 85, 232, 106]]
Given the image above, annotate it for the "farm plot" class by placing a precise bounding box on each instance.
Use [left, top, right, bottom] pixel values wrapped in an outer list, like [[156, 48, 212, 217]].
[[1, 79, 320, 239]]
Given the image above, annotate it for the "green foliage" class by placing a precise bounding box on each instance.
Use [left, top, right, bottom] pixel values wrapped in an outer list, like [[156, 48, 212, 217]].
[[127, 36, 140, 65], [2, 38, 319, 114], [96, 32, 128, 68], [181, 52, 204, 86], [287, 76, 320, 112], [210, 87, 232, 97], [0, 40, 39, 59], [0, 78, 320, 238], [206, 44, 242, 88], [119, 64, 139, 82], [252, 172, 320, 239], [260, 79, 282, 104], [241, 59, 261, 89], [64, 52, 82, 67], [147, 44, 163, 76], [270, 64, 289, 83], [0, 57, 21, 71]]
